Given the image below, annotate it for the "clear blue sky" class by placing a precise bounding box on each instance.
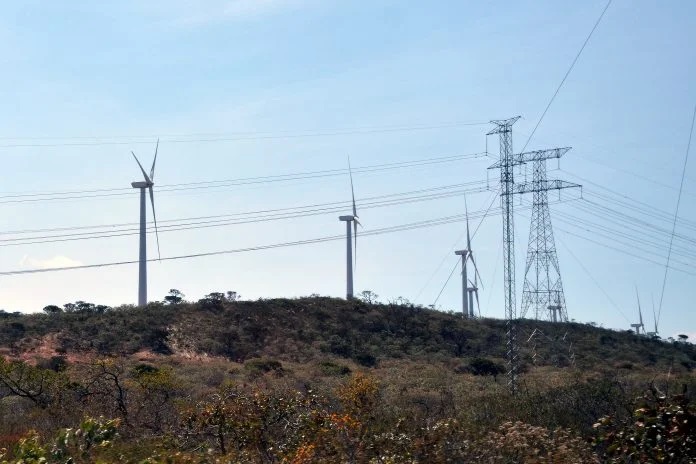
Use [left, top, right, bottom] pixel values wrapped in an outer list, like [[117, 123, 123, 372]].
[[0, 1, 694, 340]]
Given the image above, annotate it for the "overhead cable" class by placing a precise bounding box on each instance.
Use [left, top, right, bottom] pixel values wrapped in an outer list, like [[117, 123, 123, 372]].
[[658, 104, 696, 327]]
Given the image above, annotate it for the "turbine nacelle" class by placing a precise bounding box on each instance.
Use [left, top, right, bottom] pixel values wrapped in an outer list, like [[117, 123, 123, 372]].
[[339, 215, 357, 222], [131, 181, 152, 189]]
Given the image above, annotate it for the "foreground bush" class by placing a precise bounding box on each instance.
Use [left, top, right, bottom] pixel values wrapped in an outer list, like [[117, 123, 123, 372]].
[[594, 388, 696, 463]]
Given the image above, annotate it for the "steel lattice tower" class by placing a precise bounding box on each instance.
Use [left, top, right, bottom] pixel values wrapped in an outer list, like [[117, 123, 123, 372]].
[[521, 159, 566, 321], [487, 117, 520, 395], [487, 119, 580, 394], [518, 156, 580, 322]]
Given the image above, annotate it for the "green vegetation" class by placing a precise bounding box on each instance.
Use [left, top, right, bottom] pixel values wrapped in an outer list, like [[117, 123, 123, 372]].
[[0, 296, 694, 462]]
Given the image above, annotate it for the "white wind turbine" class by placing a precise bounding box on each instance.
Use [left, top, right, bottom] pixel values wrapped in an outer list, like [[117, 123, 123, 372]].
[[455, 196, 482, 318], [130, 139, 161, 307], [338, 158, 360, 299]]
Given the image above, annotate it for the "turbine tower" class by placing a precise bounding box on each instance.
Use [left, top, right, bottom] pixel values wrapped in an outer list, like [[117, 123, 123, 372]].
[[339, 158, 360, 299], [454, 196, 482, 318], [130, 140, 161, 307]]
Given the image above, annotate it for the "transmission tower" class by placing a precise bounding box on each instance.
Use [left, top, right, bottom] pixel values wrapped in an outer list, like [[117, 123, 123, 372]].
[[517, 153, 580, 321], [487, 117, 520, 395], [487, 119, 580, 394]]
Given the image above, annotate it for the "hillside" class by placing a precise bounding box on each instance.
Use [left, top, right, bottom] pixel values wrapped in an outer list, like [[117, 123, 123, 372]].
[[2, 296, 693, 371], [1, 296, 695, 463]]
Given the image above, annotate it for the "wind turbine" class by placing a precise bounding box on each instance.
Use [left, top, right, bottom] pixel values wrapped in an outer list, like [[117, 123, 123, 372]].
[[338, 158, 360, 299], [630, 287, 645, 335], [455, 196, 482, 318], [130, 139, 161, 307]]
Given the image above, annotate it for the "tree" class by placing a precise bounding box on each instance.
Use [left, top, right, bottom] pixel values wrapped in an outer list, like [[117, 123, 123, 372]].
[[0, 357, 66, 408], [358, 290, 379, 304], [43, 305, 63, 314], [75, 301, 96, 313], [205, 292, 226, 302], [63, 303, 77, 313], [388, 296, 411, 306], [163, 289, 185, 305], [678, 334, 689, 343], [199, 292, 226, 311], [225, 291, 240, 302]]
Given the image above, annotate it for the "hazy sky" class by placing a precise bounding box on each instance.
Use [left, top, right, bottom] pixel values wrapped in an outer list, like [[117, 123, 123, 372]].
[[0, 1, 694, 340]]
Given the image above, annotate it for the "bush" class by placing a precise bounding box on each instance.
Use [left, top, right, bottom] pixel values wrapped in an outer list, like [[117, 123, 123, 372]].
[[318, 361, 351, 376], [353, 352, 377, 367], [466, 357, 505, 378], [243, 358, 284, 377], [594, 388, 696, 462], [37, 355, 68, 372]]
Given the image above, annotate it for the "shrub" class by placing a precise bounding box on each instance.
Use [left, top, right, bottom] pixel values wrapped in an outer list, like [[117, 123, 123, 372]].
[[466, 357, 505, 378], [37, 355, 68, 372], [318, 361, 351, 376], [244, 358, 284, 377], [594, 388, 696, 462]]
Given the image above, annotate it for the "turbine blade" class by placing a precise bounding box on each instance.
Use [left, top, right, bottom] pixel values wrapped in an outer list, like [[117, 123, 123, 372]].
[[474, 289, 480, 316], [149, 186, 161, 260], [150, 138, 159, 181], [464, 194, 471, 251], [353, 218, 358, 271], [348, 156, 357, 217], [470, 254, 484, 289], [651, 294, 658, 333], [132, 151, 151, 183]]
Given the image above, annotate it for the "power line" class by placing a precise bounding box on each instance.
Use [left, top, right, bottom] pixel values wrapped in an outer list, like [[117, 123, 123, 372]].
[[573, 152, 696, 198], [518, 195, 696, 274], [0, 185, 491, 247], [0, 152, 487, 203], [521, 0, 612, 152], [575, 200, 696, 252], [0, 121, 488, 149], [657, 104, 696, 327], [551, 225, 696, 277], [551, 210, 696, 271], [0, 181, 488, 236], [561, 171, 696, 231], [0, 209, 507, 276]]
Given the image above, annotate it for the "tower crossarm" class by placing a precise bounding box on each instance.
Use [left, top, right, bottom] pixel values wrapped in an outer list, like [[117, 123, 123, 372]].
[[488, 147, 571, 169], [512, 179, 581, 195], [487, 116, 521, 135]]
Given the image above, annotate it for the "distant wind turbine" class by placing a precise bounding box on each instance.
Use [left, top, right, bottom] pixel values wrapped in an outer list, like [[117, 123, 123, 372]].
[[338, 157, 360, 299], [630, 286, 645, 335], [455, 195, 483, 318], [130, 139, 161, 307]]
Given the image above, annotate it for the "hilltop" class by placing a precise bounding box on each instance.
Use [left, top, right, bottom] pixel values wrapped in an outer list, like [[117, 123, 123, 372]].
[[1, 295, 694, 372], [1, 296, 695, 463]]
